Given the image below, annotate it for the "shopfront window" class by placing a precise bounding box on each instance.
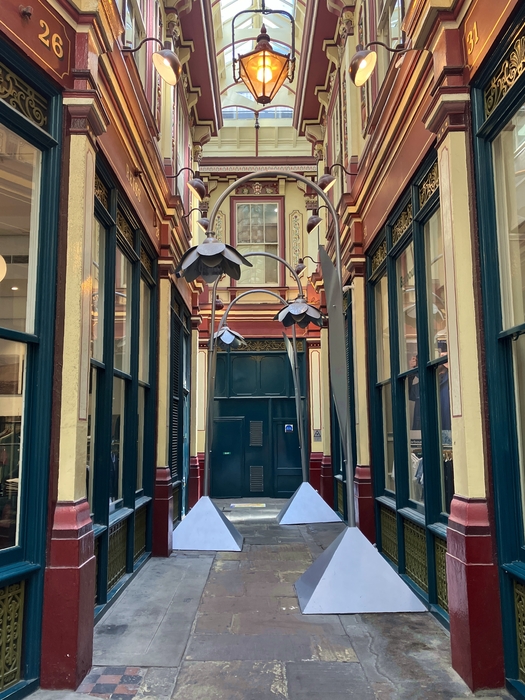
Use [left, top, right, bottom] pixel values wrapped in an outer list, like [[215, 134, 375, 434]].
[[111, 376, 125, 504], [139, 279, 150, 383], [114, 248, 132, 374], [91, 219, 105, 362], [375, 273, 394, 491], [236, 202, 279, 285], [493, 104, 525, 330]]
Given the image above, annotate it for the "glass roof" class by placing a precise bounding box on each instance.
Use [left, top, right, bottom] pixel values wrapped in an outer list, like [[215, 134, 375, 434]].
[[212, 0, 304, 116]]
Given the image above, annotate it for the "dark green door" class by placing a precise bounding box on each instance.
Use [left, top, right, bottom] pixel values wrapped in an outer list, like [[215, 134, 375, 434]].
[[211, 417, 244, 498], [273, 418, 302, 497]]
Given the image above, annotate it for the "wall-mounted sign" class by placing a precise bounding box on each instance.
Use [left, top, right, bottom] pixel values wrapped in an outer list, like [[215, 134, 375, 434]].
[[1, 0, 74, 85], [285, 424, 293, 433], [313, 429, 322, 442]]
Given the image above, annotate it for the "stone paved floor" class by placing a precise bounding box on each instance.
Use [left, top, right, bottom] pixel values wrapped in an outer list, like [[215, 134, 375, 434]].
[[31, 500, 513, 700]]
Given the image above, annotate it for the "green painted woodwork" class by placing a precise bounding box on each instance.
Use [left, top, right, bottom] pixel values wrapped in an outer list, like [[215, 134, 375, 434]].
[[434, 536, 448, 613], [0, 580, 24, 692], [472, 3, 525, 685], [404, 519, 429, 593], [107, 518, 128, 591], [380, 504, 398, 565], [134, 507, 147, 562]]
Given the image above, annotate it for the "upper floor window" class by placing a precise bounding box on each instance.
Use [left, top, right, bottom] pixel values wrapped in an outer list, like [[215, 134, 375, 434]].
[[235, 201, 280, 285]]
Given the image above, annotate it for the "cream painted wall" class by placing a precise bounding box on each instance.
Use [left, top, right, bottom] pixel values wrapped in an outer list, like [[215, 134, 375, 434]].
[[438, 131, 486, 499], [57, 134, 95, 503], [352, 275, 370, 466], [156, 278, 171, 468]]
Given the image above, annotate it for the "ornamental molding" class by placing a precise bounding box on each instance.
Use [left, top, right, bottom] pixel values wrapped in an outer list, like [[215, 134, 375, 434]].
[[140, 247, 153, 275], [485, 30, 525, 117], [392, 203, 413, 245], [290, 210, 302, 269], [95, 174, 109, 209], [199, 164, 318, 173], [0, 61, 47, 128], [214, 210, 225, 242], [419, 162, 439, 208], [218, 339, 305, 352], [371, 240, 387, 273], [117, 210, 135, 248], [235, 181, 279, 195]]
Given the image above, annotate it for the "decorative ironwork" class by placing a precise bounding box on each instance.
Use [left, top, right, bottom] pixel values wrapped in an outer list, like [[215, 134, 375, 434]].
[[371, 240, 387, 273], [215, 210, 225, 242], [0, 61, 47, 128], [392, 203, 413, 246], [290, 210, 302, 269], [419, 162, 439, 208], [515, 579, 525, 681], [235, 181, 279, 195], [0, 580, 24, 691], [404, 519, 428, 593], [95, 174, 109, 209], [108, 518, 128, 590], [485, 30, 525, 117], [434, 536, 448, 612], [224, 339, 304, 352], [380, 505, 398, 565], [337, 480, 344, 515], [134, 507, 147, 563], [117, 210, 135, 248], [140, 247, 153, 275], [94, 537, 100, 605]]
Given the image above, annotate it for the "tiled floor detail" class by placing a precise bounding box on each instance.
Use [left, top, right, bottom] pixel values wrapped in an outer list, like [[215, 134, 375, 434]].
[[76, 666, 145, 699]]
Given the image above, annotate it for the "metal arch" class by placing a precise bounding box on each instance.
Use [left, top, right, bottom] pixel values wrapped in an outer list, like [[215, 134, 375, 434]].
[[207, 169, 355, 527]]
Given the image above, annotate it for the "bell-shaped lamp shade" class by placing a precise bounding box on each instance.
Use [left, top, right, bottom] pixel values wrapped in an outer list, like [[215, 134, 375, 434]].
[[295, 259, 306, 275], [349, 48, 377, 86], [187, 172, 207, 201], [215, 326, 246, 350], [0, 255, 6, 283], [317, 171, 336, 192], [306, 214, 322, 233], [197, 217, 210, 232], [152, 49, 183, 86], [238, 26, 290, 105]]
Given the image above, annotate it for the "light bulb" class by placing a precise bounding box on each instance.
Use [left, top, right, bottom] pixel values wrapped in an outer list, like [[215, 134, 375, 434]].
[[256, 57, 273, 83], [359, 59, 368, 70]]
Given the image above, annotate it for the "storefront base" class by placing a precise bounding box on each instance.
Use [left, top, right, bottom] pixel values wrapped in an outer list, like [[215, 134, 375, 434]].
[[320, 455, 334, 506], [354, 465, 375, 543], [309, 451, 322, 493], [447, 496, 505, 691], [40, 500, 95, 689], [152, 466, 174, 557], [189, 455, 204, 508]]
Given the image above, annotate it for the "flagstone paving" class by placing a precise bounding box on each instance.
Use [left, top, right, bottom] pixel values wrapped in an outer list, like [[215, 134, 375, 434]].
[[30, 501, 513, 700]]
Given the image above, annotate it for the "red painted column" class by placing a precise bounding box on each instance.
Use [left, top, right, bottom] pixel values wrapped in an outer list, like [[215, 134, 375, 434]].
[[152, 466, 173, 557], [447, 496, 504, 691], [320, 454, 334, 505], [354, 465, 376, 543], [188, 454, 204, 507], [40, 500, 95, 689], [309, 451, 322, 492]]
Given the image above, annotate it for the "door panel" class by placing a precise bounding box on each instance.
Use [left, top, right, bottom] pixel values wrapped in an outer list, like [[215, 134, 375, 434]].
[[273, 418, 302, 497], [211, 417, 244, 498]]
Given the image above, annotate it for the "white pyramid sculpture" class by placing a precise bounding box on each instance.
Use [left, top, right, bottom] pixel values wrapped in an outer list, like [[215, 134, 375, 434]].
[[277, 482, 341, 525], [295, 526, 427, 614], [172, 496, 243, 551]]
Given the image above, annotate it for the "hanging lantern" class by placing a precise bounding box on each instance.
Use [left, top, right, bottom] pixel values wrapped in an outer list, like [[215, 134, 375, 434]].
[[235, 26, 293, 105]]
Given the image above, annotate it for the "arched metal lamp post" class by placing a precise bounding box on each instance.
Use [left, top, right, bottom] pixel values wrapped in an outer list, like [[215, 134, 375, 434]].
[[205, 171, 427, 615]]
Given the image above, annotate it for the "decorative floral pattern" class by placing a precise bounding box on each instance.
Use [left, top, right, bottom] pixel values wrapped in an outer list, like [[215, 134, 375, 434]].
[[485, 34, 525, 116], [0, 62, 47, 129]]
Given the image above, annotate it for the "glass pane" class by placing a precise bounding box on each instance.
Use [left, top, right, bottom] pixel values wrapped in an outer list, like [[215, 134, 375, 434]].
[[382, 382, 395, 492], [91, 219, 105, 362], [139, 280, 150, 383], [493, 104, 525, 330], [114, 248, 132, 373], [406, 372, 424, 505], [111, 376, 125, 504], [425, 210, 447, 359], [236, 202, 280, 285], [437, 362, 453, 513], [137, 386, 145, 491], [398, 242, 418, 373], [513, 334, 525, 535], [0, 340, 25, 549], [86, 367, 97, 512], [375, 275, 390, 381], [0, 124, 41, 334]]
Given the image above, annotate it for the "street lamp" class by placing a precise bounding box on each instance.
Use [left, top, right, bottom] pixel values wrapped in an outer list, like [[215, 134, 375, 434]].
[[167, 167, 207, 201], [317, 163, 352, 193], [174, 234, 253, 284], [181, 207, 210, 232], [126, 38, 182, 86], [206, 170, 426, 614], [349, 41, 432, 86]]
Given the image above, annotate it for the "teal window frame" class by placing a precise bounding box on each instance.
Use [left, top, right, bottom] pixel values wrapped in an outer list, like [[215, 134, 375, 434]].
[[0, 42, 62, 695], [367, 154, 449, 619], [471, 5, 525, 690], [91, 161, 157, 611]]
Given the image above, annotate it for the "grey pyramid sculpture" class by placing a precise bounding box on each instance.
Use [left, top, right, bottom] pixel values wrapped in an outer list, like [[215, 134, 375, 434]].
[[172, 496, 243, 551], [277, 482, 341, 525], [295, 526, 427, 614]]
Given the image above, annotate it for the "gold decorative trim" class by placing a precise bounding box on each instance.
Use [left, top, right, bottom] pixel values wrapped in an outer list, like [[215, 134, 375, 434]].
[[0, 62, 47, 128], [380, 505, 398, 565], [215, 210, 225, 242], [140, 247, 153, 275], [219, 339, 304, 352], [485, 31, 525, 117], [434, 536, 448, 613], [290, 210, 302, 269], [117, 210, 135, 248], [0, 580, 24, 691], [134, 506, 147, 562], [108, 518, 128, 590], [404, 519, 428, 593], [515, 579, 525, 681], [419, 162, 439, 208], [234, 181, 279, 195], [392, 203, 413, 245], [337, 480, 344, 515], [95, 174, 109, 209], [371, 240, 387, 273]]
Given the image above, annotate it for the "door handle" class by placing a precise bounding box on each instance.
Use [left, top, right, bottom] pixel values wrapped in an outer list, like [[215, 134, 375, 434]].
[[223, 451, 231, 455]]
